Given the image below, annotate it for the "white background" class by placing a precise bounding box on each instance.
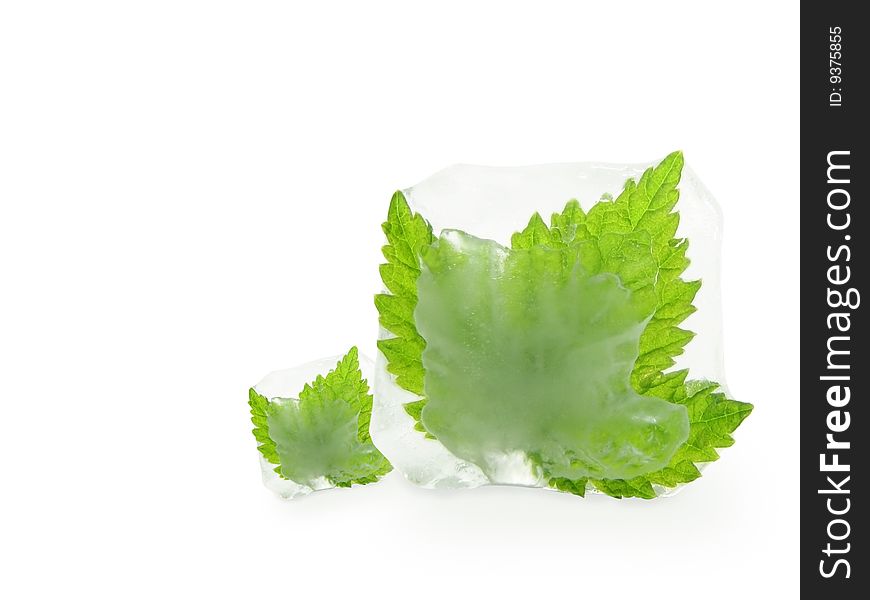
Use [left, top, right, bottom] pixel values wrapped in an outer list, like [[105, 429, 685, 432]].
[[0, 1, 799, 598]]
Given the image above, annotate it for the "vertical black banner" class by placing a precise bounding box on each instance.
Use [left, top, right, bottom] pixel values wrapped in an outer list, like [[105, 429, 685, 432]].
[[802, 3, 864, 596]]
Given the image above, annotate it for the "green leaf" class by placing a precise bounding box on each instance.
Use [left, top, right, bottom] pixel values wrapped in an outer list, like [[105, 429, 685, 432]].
[[518, 157, 705, 382], [415, 230, 690, 481], [375, 190, 435, 410], [297, 346, 374, 443], [250, 348, 392, 488], [573, 151, 699, 391], [587, 382, 753, 498], [249, 387, 281, 473], [375, 152, 752, 498], [267, 396, 392, 488], [515, 151, 753, 496]]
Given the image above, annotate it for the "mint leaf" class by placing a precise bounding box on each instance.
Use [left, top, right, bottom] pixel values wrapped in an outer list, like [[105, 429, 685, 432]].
[[529, 152, 753, 496], [547, 151, 696, 394], [375, 152, 752, 497], [249, 387, 281, 474], [250, 347, 391, 488], [298, 347, 375, 443], [416, 230, 689, 481], [585, 380, 753, 499], [375, 191, 435, 414], [267, 396, 391, 488]]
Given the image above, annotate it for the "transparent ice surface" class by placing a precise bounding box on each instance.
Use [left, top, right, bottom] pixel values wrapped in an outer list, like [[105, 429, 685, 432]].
[[253, 353, 378, 499], [370, 157, 727, 494]]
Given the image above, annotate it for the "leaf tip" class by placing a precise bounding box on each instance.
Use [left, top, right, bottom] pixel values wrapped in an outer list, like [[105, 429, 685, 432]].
[[664, 150, 685, 171], [388, 190, 410, 217]]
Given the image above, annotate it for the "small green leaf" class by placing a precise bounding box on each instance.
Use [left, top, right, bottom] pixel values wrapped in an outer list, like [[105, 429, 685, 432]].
[[250, 348, 392, 488]]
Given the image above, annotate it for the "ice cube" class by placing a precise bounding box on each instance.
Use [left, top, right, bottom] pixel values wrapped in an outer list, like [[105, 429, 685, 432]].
[[371, 154, 744, 498]]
